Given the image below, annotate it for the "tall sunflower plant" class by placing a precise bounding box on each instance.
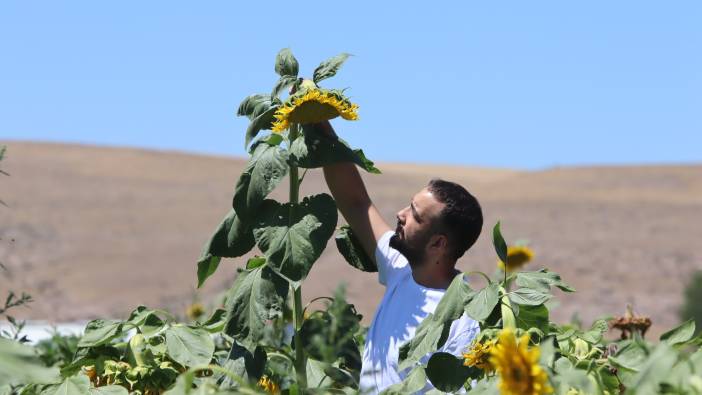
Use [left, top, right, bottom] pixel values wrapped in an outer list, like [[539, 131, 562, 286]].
[[195, 48, 378, 393]]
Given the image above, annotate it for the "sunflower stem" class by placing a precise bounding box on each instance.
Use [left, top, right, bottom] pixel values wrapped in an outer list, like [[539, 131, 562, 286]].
[[288, 123, 307, 388]]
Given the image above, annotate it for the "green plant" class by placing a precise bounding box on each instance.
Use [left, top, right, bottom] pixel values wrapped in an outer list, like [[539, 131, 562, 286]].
[[680, 270, 702, 336]]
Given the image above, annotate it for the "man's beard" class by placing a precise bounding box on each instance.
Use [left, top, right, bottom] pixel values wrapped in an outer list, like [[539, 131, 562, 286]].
[[389, 229, 427, 268]]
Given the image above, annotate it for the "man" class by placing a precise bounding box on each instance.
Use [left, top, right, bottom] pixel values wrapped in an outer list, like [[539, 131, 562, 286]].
[[317, 121, 484, 394]]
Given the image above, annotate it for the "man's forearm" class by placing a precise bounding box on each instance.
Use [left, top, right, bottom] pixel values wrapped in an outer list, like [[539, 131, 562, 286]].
[[323, 162, 372, 218]]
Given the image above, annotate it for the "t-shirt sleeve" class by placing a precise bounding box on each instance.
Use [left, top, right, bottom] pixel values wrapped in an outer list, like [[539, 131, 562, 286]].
[[375, 230, 409, 286]]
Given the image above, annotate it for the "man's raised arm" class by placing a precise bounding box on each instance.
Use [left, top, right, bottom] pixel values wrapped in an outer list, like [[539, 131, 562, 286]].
[[318, 123, 391, 262]]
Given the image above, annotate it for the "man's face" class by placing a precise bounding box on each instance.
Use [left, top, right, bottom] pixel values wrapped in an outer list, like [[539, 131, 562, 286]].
[[389, 187, 446, 266]]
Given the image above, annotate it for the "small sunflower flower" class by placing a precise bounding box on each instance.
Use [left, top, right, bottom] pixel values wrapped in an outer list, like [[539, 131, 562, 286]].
[[463, 338, 497, 372], [498, 245, 535, 272], [186, 303, 206, 321], [257, 375, 280, 394], [271, 88, 358, 132], [489, 329, 553, 395]]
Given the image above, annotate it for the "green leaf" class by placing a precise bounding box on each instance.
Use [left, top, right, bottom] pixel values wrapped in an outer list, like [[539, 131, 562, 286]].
[[515, 304, 549, 334], [581, 319, 608, 344], [272, 75, 299, 98], [515, 269, 575, 293], [425, 352, 474, 393], [313, 53, 350, 83], [244, 106, 279, 148], [237, 94, 277, 121], [660, 319, 696, 345], [43, 374, 90, 395], [164, 325, 215, 367], [399, 274, 472, 370], [78, 320, 124, 348], [245, 256, 266, 270], [200, 308, 227, 333], [608, 341, 649, 373], [465, 283, 500, 321], [291, 124, 381, 174], [509, 288, 552, 306], [0, 338, 60, 386], [625, 343, 678, 393], [196, 209, 255, 288], [223, 265, 289, 351], [492, 222, 508, 264], [219, 343, 267, 387], [275, 48, 299, 77], [233, 141, 289, 225], [335, 225, 377, 272], [253, 194, 338, 283], [89, 385, 129, 395], [380, 366, 427, 394]]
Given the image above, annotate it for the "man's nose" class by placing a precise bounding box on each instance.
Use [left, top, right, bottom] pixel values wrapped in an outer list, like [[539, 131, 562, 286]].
[[396, 207, 408, 223]]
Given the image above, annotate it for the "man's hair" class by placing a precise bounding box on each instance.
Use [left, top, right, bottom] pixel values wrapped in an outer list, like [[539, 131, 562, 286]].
[[427, 178, 483, 261]]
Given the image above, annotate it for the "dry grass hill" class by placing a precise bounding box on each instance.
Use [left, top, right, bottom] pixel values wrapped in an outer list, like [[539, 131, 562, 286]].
[[1, 141, 701, 337]]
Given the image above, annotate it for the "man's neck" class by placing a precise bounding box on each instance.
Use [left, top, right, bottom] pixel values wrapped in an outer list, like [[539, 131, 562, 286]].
[[410, 259, 459, 289]]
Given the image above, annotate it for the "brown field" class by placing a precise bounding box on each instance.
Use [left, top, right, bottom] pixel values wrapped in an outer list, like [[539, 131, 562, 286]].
[[1, 141, 701, 337]]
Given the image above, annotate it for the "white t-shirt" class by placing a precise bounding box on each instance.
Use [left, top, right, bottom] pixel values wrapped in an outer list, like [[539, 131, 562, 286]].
[[359, 231, 480, 394]]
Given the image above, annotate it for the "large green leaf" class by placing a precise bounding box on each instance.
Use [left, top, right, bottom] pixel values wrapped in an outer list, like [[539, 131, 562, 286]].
[[78, 320, 124, 348], [165, 325, 215, 367], [219, 342, 267, 388], [237, 94, 277, 121], [43, 374, 91, 395], [492, 222, 508, 264], [274, 48, 299, 77], [196, 209, 255, 288], [223, 265, 289, 351], [244, 106, 279, 148], [313, 53, 350, 83], [625, 343, 678, 394], [425, 352, 475, 393], [0, 338, 60, 386], [465, 283, 500, 322], [253, 194, 338, 283], [90, 386, 129, 395], [380, 366, 427, 394], [271, 75, 298, 98], [515, 303, 549, 334], [233, 140, 289, 225], [515, 269, 575, 293], [660, 319, 696, 346], [335, 225, 377, 272], [398, 274, 472, 370], [291, 124, 380, 174], [508, 287, 552, 306]]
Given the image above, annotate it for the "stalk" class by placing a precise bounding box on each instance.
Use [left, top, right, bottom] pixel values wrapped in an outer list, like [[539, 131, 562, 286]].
[[288, 123, 307, 388]]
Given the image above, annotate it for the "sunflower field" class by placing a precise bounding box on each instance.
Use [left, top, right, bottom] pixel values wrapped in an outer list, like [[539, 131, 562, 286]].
[[3, 49, 702, 395]]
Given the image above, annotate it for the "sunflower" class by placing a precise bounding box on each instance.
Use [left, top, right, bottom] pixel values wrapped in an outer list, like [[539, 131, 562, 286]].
[[186, 302, 206, 320], [271, 88, 359, 132], [489, 329, 552, 395], [463, 338, 497, 372], [498, 245, 535, 272], [257, 375, 280, 394]]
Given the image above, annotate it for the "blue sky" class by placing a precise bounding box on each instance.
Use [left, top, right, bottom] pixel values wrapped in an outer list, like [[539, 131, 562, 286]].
[[1, 1, 700, 169]]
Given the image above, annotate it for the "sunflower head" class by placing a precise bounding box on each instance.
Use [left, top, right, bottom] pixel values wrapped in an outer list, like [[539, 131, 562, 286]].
[[498, 245, 535, 272], [257, 375, 280, 394], [186, 302, 206, 321], [271, 88, 358, 132], [463, 338, 497, 372], [489, 329, 553, 395]]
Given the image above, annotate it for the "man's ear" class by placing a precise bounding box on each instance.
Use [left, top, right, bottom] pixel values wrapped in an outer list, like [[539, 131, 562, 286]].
[[430, 234, 448, 250]]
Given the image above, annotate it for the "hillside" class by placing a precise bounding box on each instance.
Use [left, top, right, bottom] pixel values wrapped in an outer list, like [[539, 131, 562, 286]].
[[1, 141, 700, 337]]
